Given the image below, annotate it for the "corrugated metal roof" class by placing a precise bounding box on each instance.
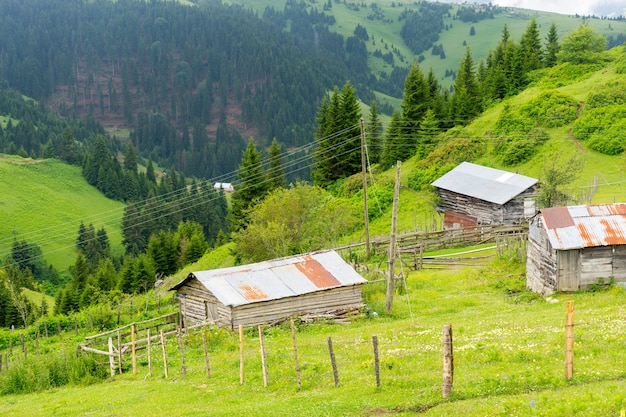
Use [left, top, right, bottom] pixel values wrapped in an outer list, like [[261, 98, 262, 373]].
[[540, 203, 626, 250], [431, 162, 538, 205], [170, 250, 367, 307]]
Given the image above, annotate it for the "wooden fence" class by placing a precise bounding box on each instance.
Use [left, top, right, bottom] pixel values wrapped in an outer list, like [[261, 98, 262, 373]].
[[67, 301, 585, 399], [339, 225, 528, 271]]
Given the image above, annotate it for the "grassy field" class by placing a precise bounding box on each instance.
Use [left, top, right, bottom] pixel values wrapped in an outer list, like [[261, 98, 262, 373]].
[[3, 252, 626, 416], [0, 155, 125, 274]]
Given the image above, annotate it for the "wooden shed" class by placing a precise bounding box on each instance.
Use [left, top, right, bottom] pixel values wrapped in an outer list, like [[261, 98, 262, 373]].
[[169, 250, 367, 329], [432, 162, 538, 228], [526, 204, 626, 295]]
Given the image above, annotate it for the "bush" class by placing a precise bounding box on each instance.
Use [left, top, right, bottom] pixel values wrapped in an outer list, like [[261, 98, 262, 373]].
[[520, 91, 578, 128], [573, 105, 626, 142], [408, 162, 456, 191]]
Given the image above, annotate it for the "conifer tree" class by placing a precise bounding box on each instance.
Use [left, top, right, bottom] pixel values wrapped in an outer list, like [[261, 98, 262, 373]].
[[544, 23, 560, 67], [450, 47, 481, 125], [520, 17, 543, 73], [60, 126, 79, 165], [230, 138, 268, 231], [401, 63, 430, 139], [312, 82, 362, 187], [366, 100, 383, 164], [266, 138, 286, 191], [380, 110, 405, 170]]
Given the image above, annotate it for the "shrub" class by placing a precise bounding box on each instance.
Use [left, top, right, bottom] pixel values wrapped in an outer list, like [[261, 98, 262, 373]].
[[407, 162, 455, 191], [520, 91, 579, 128]]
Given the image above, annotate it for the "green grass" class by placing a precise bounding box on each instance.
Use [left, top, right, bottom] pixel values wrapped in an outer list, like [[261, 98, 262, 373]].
[[0, 155, 125, 273], [4, 254, 626, 415]]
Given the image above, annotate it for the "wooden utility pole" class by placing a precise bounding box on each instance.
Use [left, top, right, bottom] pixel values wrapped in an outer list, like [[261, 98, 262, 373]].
[[386, 161, 401, 314], [360, 118, 370, 259]]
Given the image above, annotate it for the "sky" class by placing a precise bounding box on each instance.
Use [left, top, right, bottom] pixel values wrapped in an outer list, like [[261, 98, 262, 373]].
[[492, 0, 626, 17]]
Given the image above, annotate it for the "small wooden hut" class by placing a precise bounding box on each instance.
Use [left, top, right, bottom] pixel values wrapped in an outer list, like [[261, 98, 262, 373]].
[[169, 250, 367, 329], [527, 204, 626, 295], [432, 162, 538, 228]]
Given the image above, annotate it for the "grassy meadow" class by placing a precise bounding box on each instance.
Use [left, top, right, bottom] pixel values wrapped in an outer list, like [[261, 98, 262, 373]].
[[3, 250, 626, 416], [0, 155, 125, 274]]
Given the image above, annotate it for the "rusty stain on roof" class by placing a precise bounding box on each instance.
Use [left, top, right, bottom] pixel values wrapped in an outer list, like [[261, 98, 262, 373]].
[[295, 256, 341, 289], [238, 284, 268, 301], [539, 204, 626, 250], [542, 206, 574, 230]]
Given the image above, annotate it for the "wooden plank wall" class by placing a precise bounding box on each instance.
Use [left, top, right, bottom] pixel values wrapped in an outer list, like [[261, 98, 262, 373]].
[[526, 217, 558, 295]]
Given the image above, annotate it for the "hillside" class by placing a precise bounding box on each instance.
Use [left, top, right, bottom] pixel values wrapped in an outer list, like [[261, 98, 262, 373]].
[[0, 155, 125, 274]]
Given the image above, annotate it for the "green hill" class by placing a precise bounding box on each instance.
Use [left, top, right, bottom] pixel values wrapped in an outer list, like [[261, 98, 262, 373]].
[[0, 155, 125, 274]]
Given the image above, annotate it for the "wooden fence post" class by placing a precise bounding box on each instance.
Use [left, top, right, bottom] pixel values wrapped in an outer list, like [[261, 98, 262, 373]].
[[565, 300, 575, 380], [239, 325, 245, 385], [147, 329, 152, 377], [259, 324, 268, 387], [160, 329, 168, 378], [177, 328, 186, 378], [117, 329, 123, 374], [373, 335, 380, 387], [290, 319, 301, 390], [108, 337, 116, 377], [131, 324, 137, 375], [328, 336, 339, 387], [442, 325, 454, 398], [202, 331, 210, 378]]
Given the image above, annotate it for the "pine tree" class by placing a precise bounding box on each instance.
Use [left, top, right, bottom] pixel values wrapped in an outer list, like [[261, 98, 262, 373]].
[[417, 109, 440, 157], [230, 138, 268, 231], [266, 138, 286, 191], [60, 126, 79, 165], [520, 17, 543, 73], [544, 23, 560, 67], [450, 47, 481, 125], [313, 82, 362, 187], [401, 63, 430, 142], [380, 110, 405, 170], [123, 141, 138, 173], [366, 100, 383, 164]]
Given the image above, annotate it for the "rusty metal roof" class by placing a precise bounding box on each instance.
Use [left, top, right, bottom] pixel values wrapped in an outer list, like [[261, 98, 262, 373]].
[[540, 203, 626, 250], [431, 162, 538, 205], [170, 250, 367, 307]]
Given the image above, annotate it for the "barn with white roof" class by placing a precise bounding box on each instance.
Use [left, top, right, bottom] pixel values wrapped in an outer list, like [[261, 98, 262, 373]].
[[527, 203, 626, 295], [169, 250, 367, 329], [432, 162, 538, 228]]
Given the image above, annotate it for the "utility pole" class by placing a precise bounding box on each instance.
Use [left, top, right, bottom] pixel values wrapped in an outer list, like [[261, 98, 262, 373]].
[[386, 161, 401, 314], [360, 118, 370, 259]]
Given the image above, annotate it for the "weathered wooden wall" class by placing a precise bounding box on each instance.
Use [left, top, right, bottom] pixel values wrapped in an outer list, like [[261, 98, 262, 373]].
[[174, 279, 364, 330], [526, 216, 558, 295], [437, 187, 536, 226], [527, 214, 626, 294]]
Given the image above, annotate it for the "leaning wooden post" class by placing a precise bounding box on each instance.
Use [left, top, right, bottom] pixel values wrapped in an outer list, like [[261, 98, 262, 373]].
[[160, 329, 168, 378], [117, 329, 123, 374], [258, 324, 268, 387], [239, 324, 245, 385], [386, 160, 401, 314], [565, 300, 575, 380], [290, 319, 301, 390], [147, 329, 152, 377], [108, 337, 116, 377], [372, 335, 381, 387], [442, 325, 454, 398], [177, 328, 186, 378], [328, 336, 340, 387], [202, 331, 210, 378], [131, 324, 137, 375]]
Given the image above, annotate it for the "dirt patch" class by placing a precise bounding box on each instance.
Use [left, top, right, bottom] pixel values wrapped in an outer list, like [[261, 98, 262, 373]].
[[0, 157, 43, 165]]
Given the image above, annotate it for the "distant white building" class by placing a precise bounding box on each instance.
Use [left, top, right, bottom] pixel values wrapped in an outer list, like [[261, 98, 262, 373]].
[[214, 182, 235, 193]]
